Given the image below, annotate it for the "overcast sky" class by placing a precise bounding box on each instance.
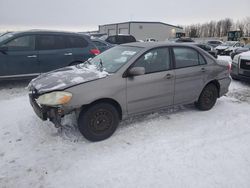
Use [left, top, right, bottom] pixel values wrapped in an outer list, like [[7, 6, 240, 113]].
[[0, 0, 249, 32]]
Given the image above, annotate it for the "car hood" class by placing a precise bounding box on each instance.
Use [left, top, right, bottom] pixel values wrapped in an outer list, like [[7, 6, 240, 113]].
[[28, 64, 109, 94], [236, 47, 249, 53], [239, 51, 250, 60]]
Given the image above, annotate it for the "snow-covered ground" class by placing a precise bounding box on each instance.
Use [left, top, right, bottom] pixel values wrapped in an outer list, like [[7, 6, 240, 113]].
[[0, 78, 250, 188]]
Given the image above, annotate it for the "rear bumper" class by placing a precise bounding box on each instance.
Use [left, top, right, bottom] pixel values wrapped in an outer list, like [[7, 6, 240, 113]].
[[218, 77, 231, 97]]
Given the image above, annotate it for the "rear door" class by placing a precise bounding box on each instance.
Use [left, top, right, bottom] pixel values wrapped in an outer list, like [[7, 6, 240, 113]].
[[37, 34, 73, 73], [66, 35, 93, 62], [172, 47, 207, 105], [126, 47, 175, 115], [0, 35, 39, 77]]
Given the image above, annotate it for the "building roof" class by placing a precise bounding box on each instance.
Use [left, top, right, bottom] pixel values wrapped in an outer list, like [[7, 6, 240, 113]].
[[99, 21, 183, 29]]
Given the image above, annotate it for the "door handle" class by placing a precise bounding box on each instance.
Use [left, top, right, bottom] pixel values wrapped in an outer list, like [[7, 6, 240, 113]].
[[165, 74, 174, 79], [27, 55, 37, 58], [64, 53, 73, 56], [201, 67, 206, 72]]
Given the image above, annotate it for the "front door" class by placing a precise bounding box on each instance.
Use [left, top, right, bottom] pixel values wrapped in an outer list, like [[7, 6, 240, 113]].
[[0, 35, 39, 77], [126, 47, 175, 115]]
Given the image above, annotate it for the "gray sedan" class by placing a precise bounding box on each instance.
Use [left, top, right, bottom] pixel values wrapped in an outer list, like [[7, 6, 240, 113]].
[[28, 42, 231, 141]]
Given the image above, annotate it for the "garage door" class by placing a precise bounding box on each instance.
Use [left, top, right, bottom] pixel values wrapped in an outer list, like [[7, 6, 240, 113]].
[[119, 28, 129, 34], [108, 29, 116, 36]]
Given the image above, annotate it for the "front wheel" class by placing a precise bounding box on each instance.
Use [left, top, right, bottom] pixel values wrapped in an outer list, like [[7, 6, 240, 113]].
[[78, 103, 119, 142], [195, 83, 218, 111]]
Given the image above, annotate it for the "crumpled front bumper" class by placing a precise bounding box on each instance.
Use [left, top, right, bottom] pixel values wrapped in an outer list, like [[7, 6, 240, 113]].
[[29, 93, 63, 127], [29, 93, 47, 120]]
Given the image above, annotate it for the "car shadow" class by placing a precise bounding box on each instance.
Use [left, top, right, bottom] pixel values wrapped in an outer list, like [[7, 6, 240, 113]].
[[0, 79, 31, 90], [57, 104, 197, 143]]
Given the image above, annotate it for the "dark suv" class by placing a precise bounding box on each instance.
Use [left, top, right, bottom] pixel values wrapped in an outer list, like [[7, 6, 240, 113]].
[[0, 30, 100, 80], [105, 35, 136, 44]]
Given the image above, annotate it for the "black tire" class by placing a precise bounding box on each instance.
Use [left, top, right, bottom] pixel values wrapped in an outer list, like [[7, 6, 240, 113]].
[[196, 83, 218, 111], [78, 103, 119, 142], [231, 75, 240, 81]]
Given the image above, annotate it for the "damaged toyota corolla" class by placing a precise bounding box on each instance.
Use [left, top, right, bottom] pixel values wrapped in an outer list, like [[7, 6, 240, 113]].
[[28, 42, 231, 141]]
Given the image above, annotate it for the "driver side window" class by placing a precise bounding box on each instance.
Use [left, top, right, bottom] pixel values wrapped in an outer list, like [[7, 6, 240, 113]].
[[132, 48, 170, 74], [5, 35, 35, 51]]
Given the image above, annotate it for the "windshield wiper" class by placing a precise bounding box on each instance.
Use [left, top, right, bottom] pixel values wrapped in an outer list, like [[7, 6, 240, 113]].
[[99, 58, 103, 68]]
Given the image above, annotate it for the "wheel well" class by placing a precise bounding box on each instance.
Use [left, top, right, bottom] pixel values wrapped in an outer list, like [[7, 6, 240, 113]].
[[81, 98, 123, 120], [206, 80, 220, 97]]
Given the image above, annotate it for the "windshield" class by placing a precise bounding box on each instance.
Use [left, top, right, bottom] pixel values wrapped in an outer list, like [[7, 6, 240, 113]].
[[89, 46, 142, 73], [0, 32, 14, 43], [221, 41, 236, 46]]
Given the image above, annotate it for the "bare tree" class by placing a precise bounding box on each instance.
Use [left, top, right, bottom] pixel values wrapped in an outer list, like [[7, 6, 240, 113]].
[[221, 18, 233, 36], [243, 17, 250, 36], [216, 21, 222, 37]]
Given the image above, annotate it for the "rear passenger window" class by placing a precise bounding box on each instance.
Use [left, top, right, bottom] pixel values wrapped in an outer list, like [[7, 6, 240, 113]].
[[199, 54, 206, 65], [37, 35, 66, 50], [116, 36, 124, 44], [106, 36, 116, 44], [173, 47, 199, 68], [93, 40, 107, 47], [67, 36, 88, 48]]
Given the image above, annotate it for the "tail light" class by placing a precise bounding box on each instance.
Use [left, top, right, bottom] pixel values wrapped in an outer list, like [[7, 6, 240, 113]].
[[90, 49, 100, 56], [228, 63, 231, 72]]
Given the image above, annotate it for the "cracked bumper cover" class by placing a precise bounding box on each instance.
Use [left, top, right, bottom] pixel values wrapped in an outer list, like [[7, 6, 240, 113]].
[[29, 93, 63, 127]]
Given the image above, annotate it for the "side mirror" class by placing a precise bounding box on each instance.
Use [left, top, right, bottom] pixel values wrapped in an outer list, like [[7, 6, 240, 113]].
[[0, 46, 8, 54], [128, 67, 145, 76]]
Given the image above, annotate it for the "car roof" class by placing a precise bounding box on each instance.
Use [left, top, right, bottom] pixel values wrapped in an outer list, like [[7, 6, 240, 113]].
[[10, 30, 90, 37], [108, 34, 134, 37], [121, 41, 204, 50]]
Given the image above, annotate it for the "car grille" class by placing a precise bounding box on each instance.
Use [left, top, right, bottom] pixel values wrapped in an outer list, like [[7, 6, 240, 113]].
[[240, 59, 250, 70]]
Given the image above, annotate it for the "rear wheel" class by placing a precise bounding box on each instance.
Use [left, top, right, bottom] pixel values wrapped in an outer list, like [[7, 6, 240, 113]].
[[195, 83, 218, 111], [78, 103, 119, 142]]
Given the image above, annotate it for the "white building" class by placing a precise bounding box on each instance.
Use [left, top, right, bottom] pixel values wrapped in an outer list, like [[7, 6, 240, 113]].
[[98, 21, 184, 41]]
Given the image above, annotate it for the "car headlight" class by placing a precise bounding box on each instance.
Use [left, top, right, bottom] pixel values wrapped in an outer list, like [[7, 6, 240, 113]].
[[37, 91, 72, 106]]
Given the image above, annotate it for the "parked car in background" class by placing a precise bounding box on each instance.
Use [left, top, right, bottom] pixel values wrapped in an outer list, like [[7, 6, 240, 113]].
[[105, 34, 136, 44], [167, 37, 195, 43], [231, 51, 250, 82], [29, 42, 231, 142], [215, 41, 244, 55], [91, 38, 114, 52], [0, 30, 100, 80], [206, 40, 223, 48], [145, 38, 157, 42], [230, 43, 250, 59], [193, 43, 218, 58]]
